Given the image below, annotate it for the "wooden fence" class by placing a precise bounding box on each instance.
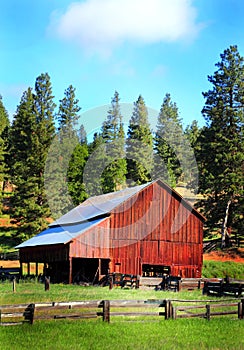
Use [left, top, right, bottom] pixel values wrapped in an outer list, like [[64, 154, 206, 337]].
[[1, 299, 243, 325], [172, 299, 244, 320], [203, 280, 244, 297]]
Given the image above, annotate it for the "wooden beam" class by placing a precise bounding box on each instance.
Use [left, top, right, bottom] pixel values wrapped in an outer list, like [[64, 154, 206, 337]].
[[69, 258, 72, 284]]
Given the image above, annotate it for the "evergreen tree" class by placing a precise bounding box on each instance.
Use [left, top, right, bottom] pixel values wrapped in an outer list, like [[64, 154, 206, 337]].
[[154, 93, 183, 187], [184, 120, 203, 191], [33, 73, 56, 206], [67, 141, 89, 206], [126, 95, 153, 185], [184, 120, 202, 151], [45, 85, 83, 218], [197, 45, 244, 244], [100, 91, 127, 193], [68, 123, 89, 205], [84, 132, 106, 196], [0, 95, 10, 213], [9, 73, 56, 240], [9, 88, 48, 239]]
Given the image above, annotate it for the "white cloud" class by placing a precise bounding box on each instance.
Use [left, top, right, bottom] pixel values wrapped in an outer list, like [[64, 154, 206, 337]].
[[49, 0, 203, 56]]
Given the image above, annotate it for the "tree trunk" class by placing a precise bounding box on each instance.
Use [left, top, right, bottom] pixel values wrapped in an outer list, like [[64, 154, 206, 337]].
[[221, 199, 232, 248]]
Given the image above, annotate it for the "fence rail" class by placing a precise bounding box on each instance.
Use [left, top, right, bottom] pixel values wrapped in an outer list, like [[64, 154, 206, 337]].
[[1, 298, 243, 326]]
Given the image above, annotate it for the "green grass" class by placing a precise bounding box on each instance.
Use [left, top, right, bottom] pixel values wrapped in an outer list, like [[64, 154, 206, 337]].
[[0, 281, 207, 304], [1, 318, 243, 350], [202, 260, 244, 279], [0, 283, 244, 350]]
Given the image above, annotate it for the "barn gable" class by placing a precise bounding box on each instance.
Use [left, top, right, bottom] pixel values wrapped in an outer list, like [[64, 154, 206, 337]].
[[16, 179, 205, 282]]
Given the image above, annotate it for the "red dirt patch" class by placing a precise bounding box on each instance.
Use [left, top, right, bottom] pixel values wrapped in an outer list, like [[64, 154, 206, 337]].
[[204, 248, 244, 263]]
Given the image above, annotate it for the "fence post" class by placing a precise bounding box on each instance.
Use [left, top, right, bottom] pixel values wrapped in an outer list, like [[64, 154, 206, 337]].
[[165, 300, 172, 319], [102, 300, 110, 323], [13, 277, 16, 293], [24, 303, 35, 325], [45, 276, 50, 291], [136, 275, 140, 289], [206, 305, 210, 321], [238, 299, 244, 320]]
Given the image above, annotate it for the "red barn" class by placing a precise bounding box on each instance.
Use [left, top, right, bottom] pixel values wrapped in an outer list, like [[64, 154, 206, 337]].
[[16, 179, 205, 283]]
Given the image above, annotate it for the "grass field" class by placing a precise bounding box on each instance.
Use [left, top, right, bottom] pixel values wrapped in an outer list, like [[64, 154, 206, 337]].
[[0, 282, 244, 350]]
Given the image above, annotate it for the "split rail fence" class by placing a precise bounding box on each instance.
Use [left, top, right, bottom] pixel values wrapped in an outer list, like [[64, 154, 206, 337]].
[[1, 298, 243, 326]]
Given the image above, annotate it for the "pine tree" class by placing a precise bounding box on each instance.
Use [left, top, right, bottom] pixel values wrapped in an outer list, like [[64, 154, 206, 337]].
[[100, 91, 127, 193], [9, 73, 56, 240], [33, 73, 56, 207], [45, 85, 83, 218], [154, 93, 183, 187], [126, 95, 153, 185], [67, 140, 89, 206], [84, 132, 106, 196], [9, 88, 48, 239], [184, 120, 203, 191], [198, 45, 244, 244], [0, 95, 10, 213]]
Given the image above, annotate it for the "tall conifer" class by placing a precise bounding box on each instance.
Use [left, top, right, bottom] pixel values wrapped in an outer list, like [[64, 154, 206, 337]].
[[198, 45, 244, 243], [154, 93, 183, 187], [100, 91, 127, 193], [126, 95, 153, 185]]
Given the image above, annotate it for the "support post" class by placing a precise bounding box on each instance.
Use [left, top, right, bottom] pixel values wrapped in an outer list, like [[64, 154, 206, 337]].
[[165, 300, 172, 319], [136, 275, 140, 289], [35, 262, 38, 277], [45, 276, 50, 291], [20, 261, 23, 279], [24, 303, 35, 325], [238, 299, 244, 320], [69, 257, 72, 284], [12, 277, 16, 293], [102, 300, 110, 323], [98, 259, 102, 281], [206, 305, 210, 321], [27, 262, 30, 276]]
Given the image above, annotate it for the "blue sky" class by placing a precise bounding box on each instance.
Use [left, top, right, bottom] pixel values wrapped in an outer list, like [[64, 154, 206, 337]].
[[1, 0, 244, 135]]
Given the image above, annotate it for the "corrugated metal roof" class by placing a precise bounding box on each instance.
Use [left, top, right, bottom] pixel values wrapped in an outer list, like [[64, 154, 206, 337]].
[[15, 217, 106, 248], [50, 182, 150, 226]]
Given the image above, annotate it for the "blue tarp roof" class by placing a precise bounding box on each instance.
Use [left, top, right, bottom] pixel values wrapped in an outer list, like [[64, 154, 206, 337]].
[[15, 217, 105, 248]]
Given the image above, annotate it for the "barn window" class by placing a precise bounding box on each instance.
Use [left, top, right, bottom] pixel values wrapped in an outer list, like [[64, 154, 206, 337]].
[[142, 264, 170, 277]]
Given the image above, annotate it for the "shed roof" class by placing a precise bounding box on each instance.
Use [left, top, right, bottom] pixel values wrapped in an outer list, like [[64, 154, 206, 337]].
[[15, 217, 106, 248]]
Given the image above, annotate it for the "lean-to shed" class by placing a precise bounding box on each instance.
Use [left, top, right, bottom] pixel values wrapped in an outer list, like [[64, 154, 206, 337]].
[[16, 179, 205, 283]]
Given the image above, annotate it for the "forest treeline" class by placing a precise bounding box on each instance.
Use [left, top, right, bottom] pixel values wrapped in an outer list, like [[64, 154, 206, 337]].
[[0, 45, 243, 244]]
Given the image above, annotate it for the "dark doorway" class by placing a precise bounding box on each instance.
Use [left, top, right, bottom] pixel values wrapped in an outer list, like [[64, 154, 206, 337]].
[[142, 264, 170, 277], [72, 258, 110, 284]]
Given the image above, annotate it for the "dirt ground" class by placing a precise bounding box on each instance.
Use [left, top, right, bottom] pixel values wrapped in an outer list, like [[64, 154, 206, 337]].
[[203, 248, 244, 263]]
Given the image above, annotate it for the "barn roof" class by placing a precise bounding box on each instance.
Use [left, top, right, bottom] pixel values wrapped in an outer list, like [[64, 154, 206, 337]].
[[49, 182, 149, 226], [16, 179, 204, 249], [15, 217, 106, 248]]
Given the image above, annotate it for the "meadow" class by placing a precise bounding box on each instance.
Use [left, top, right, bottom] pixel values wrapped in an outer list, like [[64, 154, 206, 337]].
[[0, 282, 244, 350]]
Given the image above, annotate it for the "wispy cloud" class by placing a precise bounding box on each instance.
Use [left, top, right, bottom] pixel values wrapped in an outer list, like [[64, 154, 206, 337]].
[[49, 0, 203, 56]]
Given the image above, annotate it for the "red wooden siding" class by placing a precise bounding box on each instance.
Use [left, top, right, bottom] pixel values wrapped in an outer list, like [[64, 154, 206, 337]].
[[108, 181, 203, 277], [70, 218, 110, 259]]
